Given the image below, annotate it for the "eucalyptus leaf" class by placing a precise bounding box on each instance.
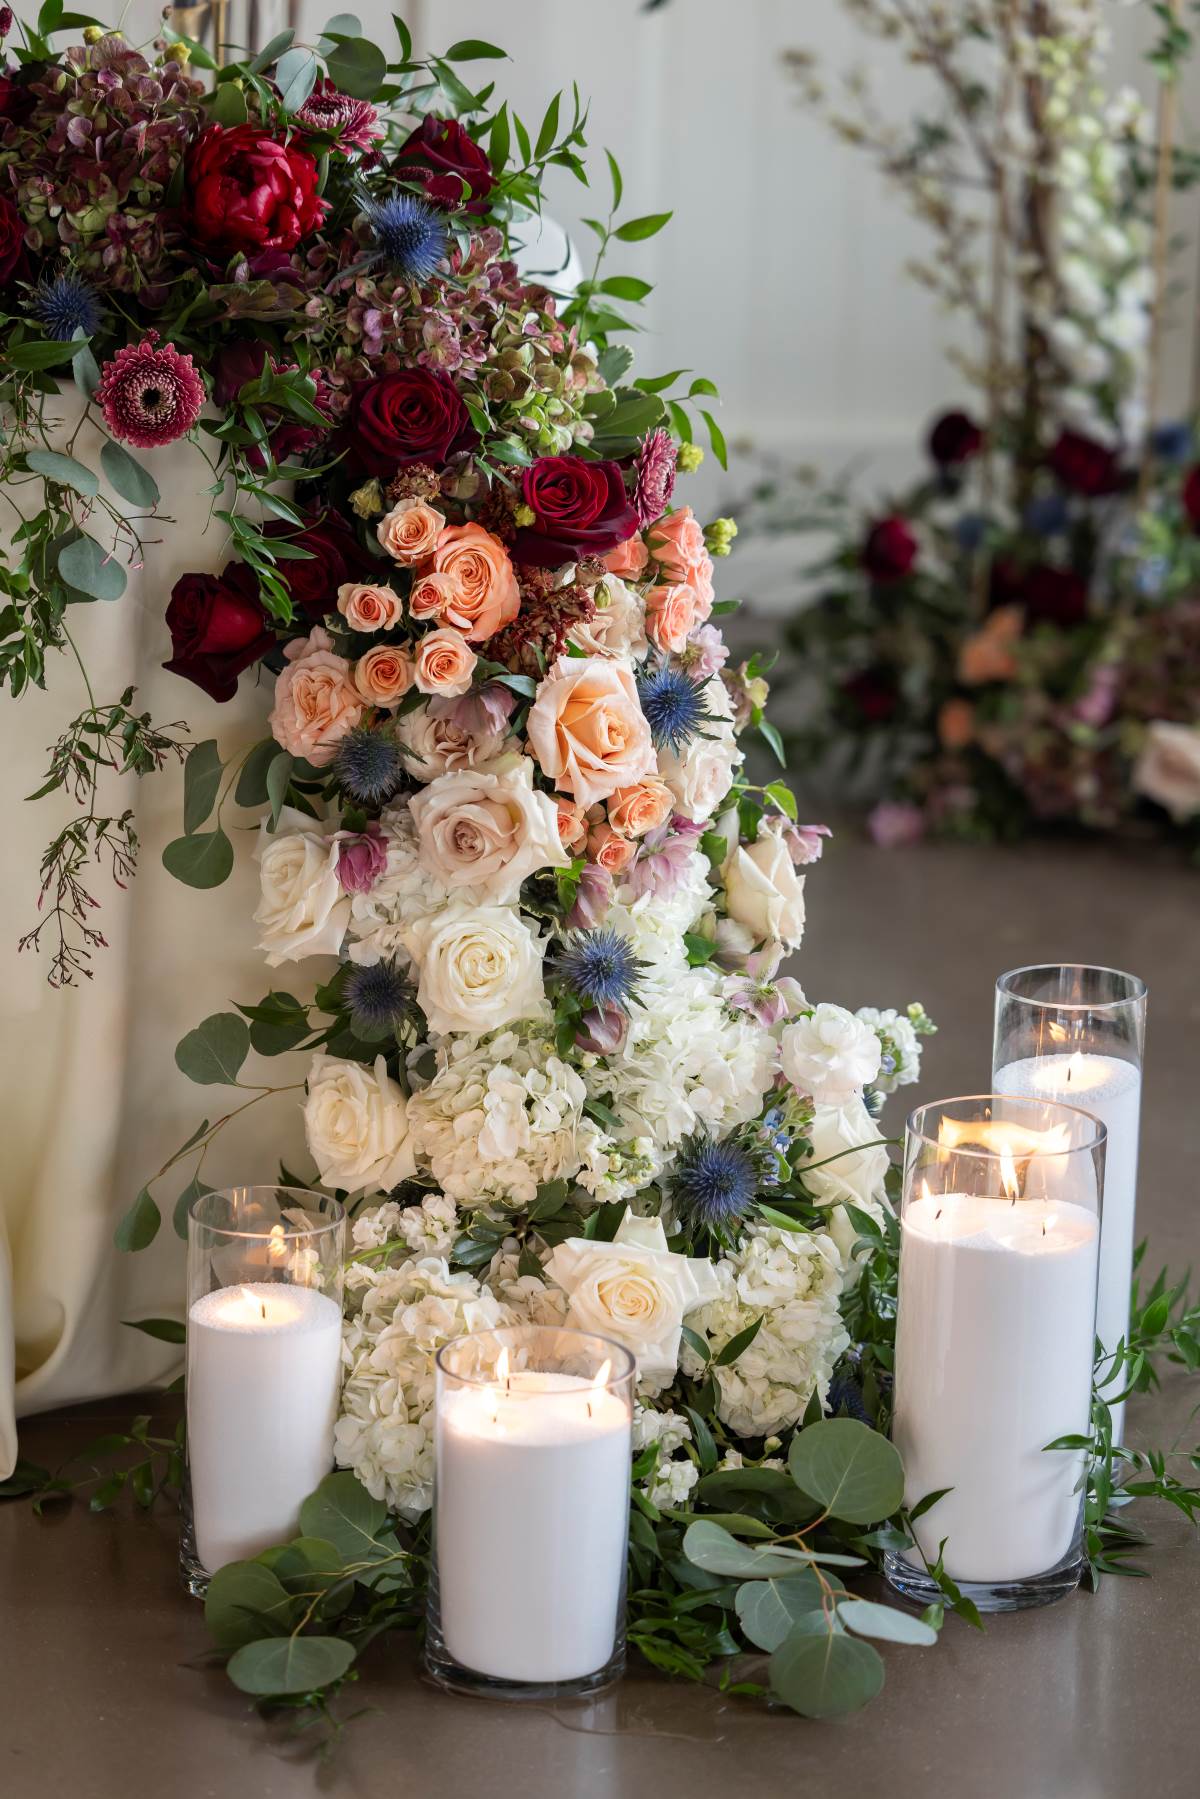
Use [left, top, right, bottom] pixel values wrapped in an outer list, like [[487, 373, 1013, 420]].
[[227, 1634, 355, 1697], [113, 1186, 161, 1253], [100, 440, 160, 508], [26, 450, 98, 497], [173, 1170, 213, 1240], [183, 740, 223, 835], [735, 1570, 832, 1651], [71, 340, 100, 399], [275, 46, 318, 112], [205, 1561, 300, 1651], [299, 1471, 390, 1561], [769, 1626, 885, 1719], [837, 1597, 938, 1646], [265, 752, 293, 829], [162, 827, 234, 889], [121, 1316, 185, 1344], [57, 533, 127, 602], [683, 1520, 819, 1579], [788, 1418, 905, 1525], [174, 1012, 251, 1087], [325, 34, 386, 100], [235, 738, 283, 808]]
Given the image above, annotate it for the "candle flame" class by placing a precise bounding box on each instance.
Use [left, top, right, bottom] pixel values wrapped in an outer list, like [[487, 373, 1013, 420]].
[[593, 1358, 612, 1390], [267, 1223, 287, 1261], [1048, 1020, 1067, 1045], [495, 1345, 510, 1384], [999, 1143, 1020, 1203], [920, 1178, 932, 1204]]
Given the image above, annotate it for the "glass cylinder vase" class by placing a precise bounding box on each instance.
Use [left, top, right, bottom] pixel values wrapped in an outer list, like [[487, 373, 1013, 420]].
[[884, 1095, 1105, 1613], [993, 964, 1146, 1440], [181, 1185, 345, 1596], [425, 1325, 635, 1700]]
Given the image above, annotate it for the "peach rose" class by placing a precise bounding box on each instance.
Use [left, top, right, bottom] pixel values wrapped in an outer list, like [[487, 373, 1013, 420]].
[[604, 535, 650, 580], [429, 523, 520, 642], [415, 627, 478, 697], [336, 581, 403, 633], [526, 655, 657, 807], [938, 697, 976, 750], [268, 626, 364, 766], [645, 582, 700, 655], [588, 822, 637, 876], [354, 643, 415, 708], [377, 500, 445, 564], [607, 777, 674, 839], [409, 571, 459, 622], [555, 798, 589, 853], [959, 605, 1022, 685], [648, 506, 714, 611]]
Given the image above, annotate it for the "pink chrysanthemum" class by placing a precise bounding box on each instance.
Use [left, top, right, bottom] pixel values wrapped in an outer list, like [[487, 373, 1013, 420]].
[[633, 425, 677, 528], [95, 332, 204, 449], [295, 79, 384, 154]]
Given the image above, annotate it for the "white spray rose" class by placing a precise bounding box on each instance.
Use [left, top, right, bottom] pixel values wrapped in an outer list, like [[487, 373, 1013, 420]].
[[253, 806, 350, 966], [1133, 721, 1200, 823], [304, 1053, 416, 1195], [796, 1097, 890, 1211], [401, 902, 547, 1038], [408, 757, 568, 902], [781, 1003, 882, 1106], [723, 831, 806, 949]]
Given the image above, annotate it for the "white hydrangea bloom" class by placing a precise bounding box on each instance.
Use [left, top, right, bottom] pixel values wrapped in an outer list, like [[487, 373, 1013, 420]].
[[349, 1192, 458, 1260], [605, 849, 714, 967], [486, 1245, 571, 1327], [684, 1225, 849, 1438], [345, 806, 452, 967]]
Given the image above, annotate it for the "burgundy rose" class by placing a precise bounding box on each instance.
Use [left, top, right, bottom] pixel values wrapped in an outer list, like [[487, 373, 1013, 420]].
[[862, 516, 918, 583], [1182, 466, 1200, 529], [163, 563, 275, 701], [841, 668, 899, 724], [1047, 430, 1121, 498], [347, 368, 475, 475], [0, 192, 27, 285], [513, 457, 638, 565], [0, 67, 34, 130], [262, 510, 372, 618], [185, 124, 328, 256], [1020, 564, 1089, 628], [928, 410, 984, 466], [212, 339, 270, 406], [394, 115, 495, 214]]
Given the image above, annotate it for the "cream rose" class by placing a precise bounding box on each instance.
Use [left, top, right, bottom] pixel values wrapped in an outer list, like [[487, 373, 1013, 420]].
[[354, 642, 415, 707], [268, 626, 364, 766], [396, 702, 509, 783], [797, 1098, 890, 1210], [568, 575, 648, 661], [414, 627, 478, 697], [526, 655, 657, 806], [428, 523, 520, 642], [336, 581, 403, 633], [544, 1211, 722, 1388], [723, 830, 806, 949], [376, 500, 445, 565], [657, 675, 741, 822], [303, 1052, 416, 1195], [401, 901, 547, 1037], [253, 806, 351, 966], [781, 1004, 882, 1106], [1133, 721, 1200, 822], [408, 758, 569, 902]]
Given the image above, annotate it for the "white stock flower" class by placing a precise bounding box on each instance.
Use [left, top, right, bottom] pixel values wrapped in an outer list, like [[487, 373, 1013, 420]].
[[632, 1404, 692, 1455], [253, 806, 350, 966], [645, 1458, 700, 1508], [544, 1209, 722, 1390], [657, 675, 741, 822], [408, 757, 568, 902], [796, 1097, 890, 1211], [350, 1193, 457, 1259], [723, 831, 806, 950], [855, 1006, 923, 1094], [304, 1053, 416, 1196], [401, 902, 547, 1038], [781, 1003, 882, 1106]]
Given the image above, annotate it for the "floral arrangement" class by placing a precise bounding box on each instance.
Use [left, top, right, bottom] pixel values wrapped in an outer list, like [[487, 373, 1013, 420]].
[[751, 0, 1200, 852]]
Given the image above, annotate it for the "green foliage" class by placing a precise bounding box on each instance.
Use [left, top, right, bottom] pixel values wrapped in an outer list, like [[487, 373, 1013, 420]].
[[175, 1012, 252, 1086]]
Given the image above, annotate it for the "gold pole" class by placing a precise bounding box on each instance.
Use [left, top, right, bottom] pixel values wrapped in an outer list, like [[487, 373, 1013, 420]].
[[1141, 0, 1182, 495]]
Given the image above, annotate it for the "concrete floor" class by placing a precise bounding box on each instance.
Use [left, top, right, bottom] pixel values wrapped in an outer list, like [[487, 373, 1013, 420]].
[[1, 829, 1198, 1799]]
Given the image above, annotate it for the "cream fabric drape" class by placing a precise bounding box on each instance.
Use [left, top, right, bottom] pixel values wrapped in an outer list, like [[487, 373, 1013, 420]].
[[0, 407, 306, 1478]]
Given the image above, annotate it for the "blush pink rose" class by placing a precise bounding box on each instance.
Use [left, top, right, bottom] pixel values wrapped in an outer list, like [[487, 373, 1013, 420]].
[[337, 581, 403, 633], [415, 626, 478, 696], [588, 822, 637, 876], [354, 642, 415, 707], [607, 778, 675, 839], [268, 626, 364, 766], [428, 523, 520, 641], [377, 500, 445, 565], [603, 534, 650, 580], [526, 654, 657, 806], [645, 582, 701, 655], [648, 506, 714, 611]]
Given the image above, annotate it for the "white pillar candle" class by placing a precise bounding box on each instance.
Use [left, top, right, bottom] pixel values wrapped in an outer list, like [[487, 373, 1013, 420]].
[[995, 1052, 1139, 1434], [187, 1281, 342, 1573], [893, 1191, 1098, 1583], [436, 1369, 630, 1684]]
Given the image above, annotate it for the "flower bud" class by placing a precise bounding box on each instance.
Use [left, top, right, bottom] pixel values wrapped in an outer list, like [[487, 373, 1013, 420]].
[[676, 442, 704, 473]]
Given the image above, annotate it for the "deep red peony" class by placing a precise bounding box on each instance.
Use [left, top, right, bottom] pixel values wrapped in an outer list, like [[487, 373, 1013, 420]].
[[347, 368, 476, 475], [1182, 466, 1200, 529], [0, 192, 28, 284], [841, 668, 899, 724], [185, 124, 328, 256], [928, 410, 984, 467], [513, 457, 638, 565], [163, 563, 275, 701], [1047, 430, 1121, 498], [394, 114, 495, 213], [862, 516, 918, 582], [1020, 563, 1089, 628]]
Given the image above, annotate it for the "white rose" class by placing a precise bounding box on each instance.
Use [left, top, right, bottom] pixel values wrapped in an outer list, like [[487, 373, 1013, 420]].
[[408, 757, 569, 902], [1133, 721, 1200, 823], [568, 576, 648, 661], [657, 676, 741, 822], [401, 902, 547, 1037], [797, 1098, 890, 1210], [304, 1053, 416, 1195], [544, 1210, 721, 1388], [395, 701, 509, 783], [253, 806, 351, 966], [722, 831, 806, 950], [781, 1003, 882, 1105]]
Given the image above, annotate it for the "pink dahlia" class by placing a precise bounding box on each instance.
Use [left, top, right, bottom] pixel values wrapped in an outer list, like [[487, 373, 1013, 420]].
[[96, 333, 204, 450], [295, 79, 384, 154], [633, 426, 677, 529]]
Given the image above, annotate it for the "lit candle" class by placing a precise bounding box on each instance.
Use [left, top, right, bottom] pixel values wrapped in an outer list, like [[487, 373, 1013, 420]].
[[187, 1280, 342, 1573], [434, 1345, 632, 1686]]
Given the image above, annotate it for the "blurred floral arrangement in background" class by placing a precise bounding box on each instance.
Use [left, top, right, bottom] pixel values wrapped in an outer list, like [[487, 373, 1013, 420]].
[[749, 0, 1200, 854]]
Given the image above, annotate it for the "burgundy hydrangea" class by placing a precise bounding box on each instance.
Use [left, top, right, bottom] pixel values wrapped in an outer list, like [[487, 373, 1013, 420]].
[[95, 331, 204, 449], [295, 79, 384, 155], [1020, 564, 1089, 628], [862, 516, 918, 583], [928, 410, 984, 467], [632, 426, 677, 528]]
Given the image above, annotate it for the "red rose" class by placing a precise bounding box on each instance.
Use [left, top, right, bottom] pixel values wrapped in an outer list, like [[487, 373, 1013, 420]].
[[1047, 430, 1121, 498], [841, 668, 898, 724], [185, 124, 328, 256], [1182, 466, 1200, 528], [1020, 564, 1089, 628], [513, 457, 638, 565], [163, 563, 275, 701], [862, 516, 918, 583], [928, 410, 984, 466], [347, 368, 475, 475], [0, 192, 27, 285], [394, 115, 495, 214], [261, 509, 372, 617]]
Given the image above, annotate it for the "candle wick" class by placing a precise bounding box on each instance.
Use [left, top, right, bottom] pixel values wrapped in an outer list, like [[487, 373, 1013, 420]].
[[935, 1208, 942, 1221], [587, 1401, 592, 1419], [260, 1302, 267, 1319]]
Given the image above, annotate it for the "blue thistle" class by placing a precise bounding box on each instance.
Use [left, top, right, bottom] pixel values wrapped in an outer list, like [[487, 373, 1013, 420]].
[[31, 273, 103, 341], [342, 961, 415, 1040], [555, 927, 643, 1011], [1022, 494, 1069, 538], [333, 728, 406, 806], [637, 665, 709, 753], [363, 193, 448, 281], [671, 1133, 760, 1232], [952, 511, 990, 553], [1151, 420, 1192, 462], [827, 1369, 872, 1425]]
